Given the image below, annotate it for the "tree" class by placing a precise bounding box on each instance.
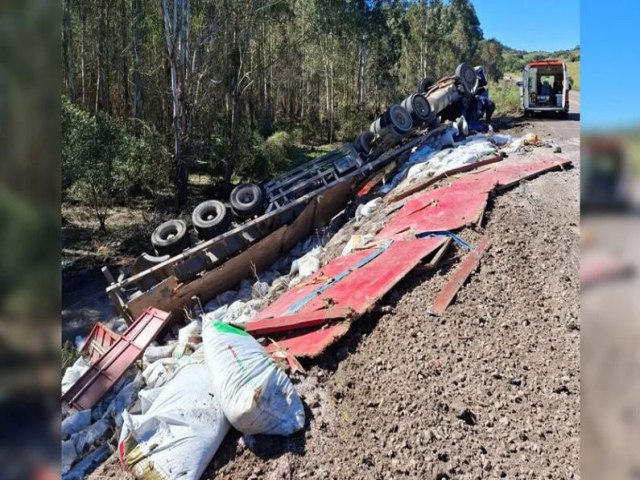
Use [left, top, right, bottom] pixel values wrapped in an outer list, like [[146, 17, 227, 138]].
[[476, 39, 504, 82]]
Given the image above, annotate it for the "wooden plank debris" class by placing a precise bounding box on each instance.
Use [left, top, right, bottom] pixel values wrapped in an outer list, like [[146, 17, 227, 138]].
[[430, 236, 492, 315]]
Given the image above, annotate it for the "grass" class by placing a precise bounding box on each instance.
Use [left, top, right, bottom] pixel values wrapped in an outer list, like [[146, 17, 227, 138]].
[[567, 61, 580, 91], [489, 81, 521, 115]]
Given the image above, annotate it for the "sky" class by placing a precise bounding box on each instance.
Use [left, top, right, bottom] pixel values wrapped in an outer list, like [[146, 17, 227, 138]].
[[471, 0, 579, 52], [579, 0, 640, 129]]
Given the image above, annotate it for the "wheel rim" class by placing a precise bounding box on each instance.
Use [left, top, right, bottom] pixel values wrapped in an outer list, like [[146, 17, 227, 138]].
[[388, 105, 412, 132], [412, 94, 431, 120], [238, 190, 255, 205]]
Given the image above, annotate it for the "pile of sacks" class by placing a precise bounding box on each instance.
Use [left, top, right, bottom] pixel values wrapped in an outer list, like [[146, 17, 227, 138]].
[[59, 233, 329, 479], [118, 319, 305, 480]]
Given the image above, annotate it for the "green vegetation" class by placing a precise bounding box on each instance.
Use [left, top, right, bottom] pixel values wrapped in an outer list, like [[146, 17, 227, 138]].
[[567, 62, 580, 91], [502, 44, 580, 74], [489, 81, 521, 115]]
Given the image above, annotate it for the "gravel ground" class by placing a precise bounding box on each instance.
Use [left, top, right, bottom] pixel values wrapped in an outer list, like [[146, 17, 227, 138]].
[[88, 117, 581, 479]]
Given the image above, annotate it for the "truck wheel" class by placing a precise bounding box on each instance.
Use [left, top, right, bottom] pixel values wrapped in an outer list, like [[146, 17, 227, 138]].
[[455, 63, 477, 92], [151, 219, 190, 256], [385, 104, 413, 135], [401, 93, 432, 124], [417, 77, 433, 93], [191, 200, 231, 240], [230, 183, 266, 219], [355, 131, 375, 156]]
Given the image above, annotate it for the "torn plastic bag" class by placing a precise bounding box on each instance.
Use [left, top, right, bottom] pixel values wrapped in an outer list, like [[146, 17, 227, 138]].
[[119, 363, 230, 480], [203, 320, 305, 436], [61, 356, 90, 394]]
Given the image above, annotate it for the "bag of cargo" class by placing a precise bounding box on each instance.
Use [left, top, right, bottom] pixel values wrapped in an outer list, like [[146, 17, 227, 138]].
[[202, 320, 305, 436], [118, 363, 229, 480]]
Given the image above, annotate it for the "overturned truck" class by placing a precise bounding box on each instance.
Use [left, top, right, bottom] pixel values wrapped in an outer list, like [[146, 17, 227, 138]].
[[103, 63, 487, 324]]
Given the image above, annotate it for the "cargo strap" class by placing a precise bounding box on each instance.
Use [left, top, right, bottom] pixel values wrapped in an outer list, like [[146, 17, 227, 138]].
[[285, 240, 394, 314], [415, 230, 474, 250]]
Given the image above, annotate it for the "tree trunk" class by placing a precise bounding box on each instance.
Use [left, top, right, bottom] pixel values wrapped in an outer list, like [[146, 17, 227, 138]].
[[132, 0, 143, 128], [80, 0, 87, 106], [358, 33, 366, 106], [162, 0, 188, 209], [97, 3, 109, 112], [62, 0, 76, 102], [120, 0, 130, 116]]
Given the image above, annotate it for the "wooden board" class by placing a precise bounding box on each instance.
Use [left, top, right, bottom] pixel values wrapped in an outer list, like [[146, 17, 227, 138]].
[[265, 322, 352, 358], [379, 158, 573, 239], [430, 236, 492, 315]]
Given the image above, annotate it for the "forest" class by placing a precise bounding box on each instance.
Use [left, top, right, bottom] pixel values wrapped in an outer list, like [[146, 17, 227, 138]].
[[61, 0, 506, 233]]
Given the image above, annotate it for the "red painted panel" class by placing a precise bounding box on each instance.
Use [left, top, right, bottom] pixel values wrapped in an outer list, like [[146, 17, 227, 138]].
[[79, 323, 121, 364], [380, 158, 571, 238], [265, 322, 351, 358], [247, 307, 354, 335], [252, 237, 445, 322], [62, 308, 171, 412], [299, 238, 446, 314]]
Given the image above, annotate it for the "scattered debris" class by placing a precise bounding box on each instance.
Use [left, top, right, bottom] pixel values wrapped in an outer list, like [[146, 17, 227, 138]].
[[62, 308, 172, 412]]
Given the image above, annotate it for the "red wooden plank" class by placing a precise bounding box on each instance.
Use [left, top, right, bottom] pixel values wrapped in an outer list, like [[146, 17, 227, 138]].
[[379, 190, 489, 238], [379, 158, 572, 239], [62, 308, 171, 413], [265, 322, 351, 358], [431, 236, 492, 315], [252, 237, 446, 323], [79, 323, 121, 364], [247, 307, 354, 335]]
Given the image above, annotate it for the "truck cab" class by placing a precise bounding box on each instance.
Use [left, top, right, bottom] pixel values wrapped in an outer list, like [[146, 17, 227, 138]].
[[520, 60, 570, 117]]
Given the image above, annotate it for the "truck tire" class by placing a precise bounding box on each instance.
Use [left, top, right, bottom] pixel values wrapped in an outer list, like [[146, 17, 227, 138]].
[[354, 131, 375, 156], [401, 93, 432, 124], [417, 77, 433, 93], [385, 104, 413, 135], [230, 183, 266, 219], [151, 219, 190, 256], [191, 200, 231, 240], [455, 63, 477, 92]]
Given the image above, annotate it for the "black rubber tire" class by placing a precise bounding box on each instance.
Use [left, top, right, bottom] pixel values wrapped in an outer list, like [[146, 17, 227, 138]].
[[385, 104, 413, 134], [191, 200, 231, 240], [401, 93, 432, 124], [417, 77, 434, 93], [151, 219, 190, 256], [355, 131, 375, 156], [455, 63, 477, 92], [229, 183, 265, 219]]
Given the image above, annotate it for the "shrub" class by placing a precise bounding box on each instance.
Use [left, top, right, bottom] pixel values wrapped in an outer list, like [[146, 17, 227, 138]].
[[264, 131, 293, 174], [62, 96, 166, 231]]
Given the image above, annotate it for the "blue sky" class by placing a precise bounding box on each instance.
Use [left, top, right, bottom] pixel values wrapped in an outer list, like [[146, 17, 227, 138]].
[[580, 0, 640, 129], [472, 0, 579, 52]]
